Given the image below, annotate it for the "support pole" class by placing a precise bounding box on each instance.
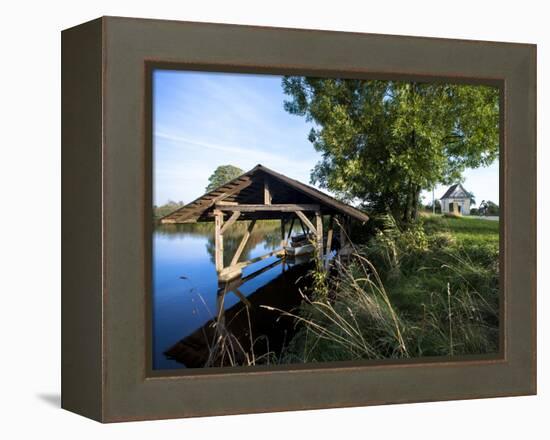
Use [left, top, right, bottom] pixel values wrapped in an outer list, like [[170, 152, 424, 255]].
[[214, 210, 224, 272], [325, 215, 334, 268], [338, 216, 351, 261], [280, 218, 286, 248], [315, 211, 323, 259]]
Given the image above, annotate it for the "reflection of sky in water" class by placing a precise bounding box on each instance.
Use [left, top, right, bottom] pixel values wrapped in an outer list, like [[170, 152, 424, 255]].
[[152, 224, 288, 370]]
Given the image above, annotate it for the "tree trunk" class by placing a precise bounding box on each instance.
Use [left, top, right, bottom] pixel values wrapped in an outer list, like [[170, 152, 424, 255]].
[[412, 184, 421, 220]]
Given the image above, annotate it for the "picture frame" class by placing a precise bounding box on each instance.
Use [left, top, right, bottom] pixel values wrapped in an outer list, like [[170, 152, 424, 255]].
[[61, 16, 536, 422]]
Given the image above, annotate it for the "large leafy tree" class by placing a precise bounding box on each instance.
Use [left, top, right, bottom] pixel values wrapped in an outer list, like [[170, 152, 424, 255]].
[[205, 165, 244, 192], [282, 78, 499, 223]]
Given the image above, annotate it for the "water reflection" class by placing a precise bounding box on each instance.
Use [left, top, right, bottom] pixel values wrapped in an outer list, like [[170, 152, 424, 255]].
[[165, 261, 313, 368], [152, 221, 309, 370]]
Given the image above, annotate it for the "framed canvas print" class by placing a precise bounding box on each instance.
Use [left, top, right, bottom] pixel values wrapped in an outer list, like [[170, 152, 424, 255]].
[[62, 16, 536, 422]]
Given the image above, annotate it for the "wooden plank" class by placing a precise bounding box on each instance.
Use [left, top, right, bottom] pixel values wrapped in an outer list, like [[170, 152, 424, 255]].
[[296, 210, 317, 235], [218, 258, 283, 291], [169, 178, 252, 223], [220, 211, 240, 234], [223, 248, 283, 276], [216, 203, 320, 212], [230, 220, 256, 267], [214, 211, 224, 272]]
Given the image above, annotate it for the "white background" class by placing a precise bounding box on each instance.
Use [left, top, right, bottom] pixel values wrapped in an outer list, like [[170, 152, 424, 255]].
[[0, 0, 546, 437]]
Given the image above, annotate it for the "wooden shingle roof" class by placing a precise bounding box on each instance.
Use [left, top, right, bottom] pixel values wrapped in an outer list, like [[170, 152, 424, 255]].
[[160, 164, 369, 224]]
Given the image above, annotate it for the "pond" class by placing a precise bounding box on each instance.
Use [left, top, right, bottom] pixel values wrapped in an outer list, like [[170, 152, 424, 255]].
[[152, 221, 312, 370]]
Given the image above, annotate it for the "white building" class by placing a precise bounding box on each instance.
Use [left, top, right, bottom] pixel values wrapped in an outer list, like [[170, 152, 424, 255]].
[[440, 183, 472, 215]]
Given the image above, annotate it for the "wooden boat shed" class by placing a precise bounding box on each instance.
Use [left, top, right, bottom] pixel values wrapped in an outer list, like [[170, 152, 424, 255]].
[[161, 164, 369, 281]]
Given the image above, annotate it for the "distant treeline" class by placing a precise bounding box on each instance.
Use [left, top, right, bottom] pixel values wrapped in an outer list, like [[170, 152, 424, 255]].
[[153, 200, 185, 220]]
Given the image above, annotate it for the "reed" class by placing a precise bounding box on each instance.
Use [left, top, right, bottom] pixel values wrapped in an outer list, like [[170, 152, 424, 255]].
[[271, 213, 499, 363]]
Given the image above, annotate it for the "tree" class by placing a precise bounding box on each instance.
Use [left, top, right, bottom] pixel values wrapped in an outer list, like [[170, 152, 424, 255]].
[[205, 165, 244, 192], [425, 199, 441, 214], [282, 77, 499, 224], [154, 200, 185, 219], [478, 200, 499, 216]]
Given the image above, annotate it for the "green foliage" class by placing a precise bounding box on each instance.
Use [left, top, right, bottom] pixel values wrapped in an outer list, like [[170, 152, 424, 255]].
[[282, 77, 499, 223], [477, 200, 499, 216], [205, 165, 244, 192], [153, 200, 185, 220], [280, 214, 499, 362], [425, 199, 442, 214]]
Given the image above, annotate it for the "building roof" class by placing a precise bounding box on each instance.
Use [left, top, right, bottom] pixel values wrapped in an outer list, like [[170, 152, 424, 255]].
[[160, 164, 369, 224], [440, 183, 471, 200]]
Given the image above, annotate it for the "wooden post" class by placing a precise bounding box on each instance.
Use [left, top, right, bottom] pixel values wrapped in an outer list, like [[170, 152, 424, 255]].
[[214, 210, 224, 272], [280, 218, 286, 248], [325, 215, 334, 267], [338, 215, 351, 261], [316, 211, 323, 259]]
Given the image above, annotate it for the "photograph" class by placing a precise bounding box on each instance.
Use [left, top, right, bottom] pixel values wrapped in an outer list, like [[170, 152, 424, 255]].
[[151, 69, 500, 370]]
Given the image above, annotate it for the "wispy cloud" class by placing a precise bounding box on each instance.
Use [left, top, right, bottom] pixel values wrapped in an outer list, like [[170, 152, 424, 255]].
[[155, 132, 284, 164]]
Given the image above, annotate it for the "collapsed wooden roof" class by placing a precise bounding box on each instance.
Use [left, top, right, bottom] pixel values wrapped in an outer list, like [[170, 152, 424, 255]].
[[160, 164, 369, 224]]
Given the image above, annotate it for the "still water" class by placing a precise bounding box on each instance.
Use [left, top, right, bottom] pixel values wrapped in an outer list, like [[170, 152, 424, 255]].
[[152, 222, 310, 370]]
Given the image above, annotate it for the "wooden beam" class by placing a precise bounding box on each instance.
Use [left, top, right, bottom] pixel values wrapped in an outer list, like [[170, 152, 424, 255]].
[[295, 210, 317, 235], [220, 211, 240, 234], [286, 217, 295, 240], [230, 220, 256, 267], [297, 216, 307, 234], [214, 211, 224, 272], [264, 177, 272, 205], [222, 248, 283, 277], [316, 211, 324, 258], [325, 215, 334, 268], [220, 258, 283, 291], [216, 203, 320, 212]]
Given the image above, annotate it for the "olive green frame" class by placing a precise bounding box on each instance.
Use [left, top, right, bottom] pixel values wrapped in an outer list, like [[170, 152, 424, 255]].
[[61, 16, 536, 422]]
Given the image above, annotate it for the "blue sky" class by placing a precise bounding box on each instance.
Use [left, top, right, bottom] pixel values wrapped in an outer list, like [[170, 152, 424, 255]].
[[153, 70, 499, 207]]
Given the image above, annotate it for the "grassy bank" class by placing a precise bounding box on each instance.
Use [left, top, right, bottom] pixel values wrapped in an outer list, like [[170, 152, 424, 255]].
[[278, 214, 499, 363]]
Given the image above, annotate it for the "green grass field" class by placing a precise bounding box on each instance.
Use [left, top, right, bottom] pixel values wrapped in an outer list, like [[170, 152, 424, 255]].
[[281, 213, 500, 363], [422, 214, 499, 246]]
